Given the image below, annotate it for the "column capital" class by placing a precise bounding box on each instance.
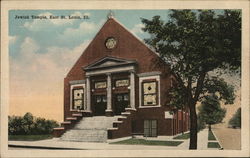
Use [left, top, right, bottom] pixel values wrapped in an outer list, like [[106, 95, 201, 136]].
[[85, 75, 90, 78], [106, 72, 112, 76], [129, 70, 135, 74]]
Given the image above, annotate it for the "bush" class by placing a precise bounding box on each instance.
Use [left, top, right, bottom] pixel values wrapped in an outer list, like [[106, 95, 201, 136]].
[[8, 112, 59, 135], [229, 108, 241, 128]]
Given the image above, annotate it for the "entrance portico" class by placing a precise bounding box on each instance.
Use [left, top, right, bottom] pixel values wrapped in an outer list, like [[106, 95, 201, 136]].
[[83, 56, 137, 116]]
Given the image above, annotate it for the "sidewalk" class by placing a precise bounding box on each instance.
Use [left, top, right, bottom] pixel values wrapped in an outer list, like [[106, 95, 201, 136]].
[[197, 128, 209, 150], [8, 129, 211, 150]]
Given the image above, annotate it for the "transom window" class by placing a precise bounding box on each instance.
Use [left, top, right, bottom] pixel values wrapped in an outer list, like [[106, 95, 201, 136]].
[[142, 81, 157, 106], [115, 79, 129, 87], [73, 88, 84, 110], [94, 81, 107, 89]]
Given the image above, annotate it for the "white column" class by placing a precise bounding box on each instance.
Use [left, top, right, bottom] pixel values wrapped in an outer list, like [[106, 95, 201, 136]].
[[86, 76, 92, 112], [106, 73, 112, 112], [130, 70, 136, 109]]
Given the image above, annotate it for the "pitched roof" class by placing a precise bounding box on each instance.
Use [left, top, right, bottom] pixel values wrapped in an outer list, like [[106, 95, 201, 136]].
[[66, 16, 170, 79]]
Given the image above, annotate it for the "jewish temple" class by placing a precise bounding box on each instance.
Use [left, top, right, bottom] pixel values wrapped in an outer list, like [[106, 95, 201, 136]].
[[53, 13, 190, 142]]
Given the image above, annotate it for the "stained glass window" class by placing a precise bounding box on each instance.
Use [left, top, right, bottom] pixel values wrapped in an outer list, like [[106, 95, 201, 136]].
[[142, 81, 157, 106], [73, 88, 84, 110]]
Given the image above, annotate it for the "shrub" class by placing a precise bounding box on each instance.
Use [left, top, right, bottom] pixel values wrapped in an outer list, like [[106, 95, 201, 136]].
[[8, 112, 59, 135]]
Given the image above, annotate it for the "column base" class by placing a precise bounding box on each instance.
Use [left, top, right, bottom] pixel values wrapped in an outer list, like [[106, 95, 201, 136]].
[[82, 110, 93, 117], [105, 110, 114, 117]]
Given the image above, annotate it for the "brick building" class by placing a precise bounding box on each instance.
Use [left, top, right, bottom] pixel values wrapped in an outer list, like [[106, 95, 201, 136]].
[[53, 14, 189, 141]]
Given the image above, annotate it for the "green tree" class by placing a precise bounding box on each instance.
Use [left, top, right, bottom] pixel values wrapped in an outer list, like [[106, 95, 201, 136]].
[[8, 116, 25, 135], [141, 10, 241, 149], [23, 112, 34, 134], [198, 95, 226, 131], [8, 112, 59, 135], [229, 107, 241, 128]]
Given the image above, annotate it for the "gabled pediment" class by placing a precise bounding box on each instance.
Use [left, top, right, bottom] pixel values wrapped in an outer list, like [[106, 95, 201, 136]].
[[84, 56, 137, 71]]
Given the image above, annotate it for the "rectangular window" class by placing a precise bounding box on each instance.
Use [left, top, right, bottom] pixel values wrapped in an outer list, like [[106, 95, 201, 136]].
[[142, 81, 157, 106], [73, 88, 84, 110], [144, 120, 157, 137], [115, 79, 129, 87], [94, 81, 107, 89]]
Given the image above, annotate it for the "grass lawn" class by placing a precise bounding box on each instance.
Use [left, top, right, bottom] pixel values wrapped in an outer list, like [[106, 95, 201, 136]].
[[208, 131, 216, 140], [110, 138, 183, 146], [9, 135, 53, 141], [207, 142, 221, 148], [173, 132, 190, 139]]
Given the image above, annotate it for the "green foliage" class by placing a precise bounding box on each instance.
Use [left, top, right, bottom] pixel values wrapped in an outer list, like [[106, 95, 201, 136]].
[[229, 108, 241, 128], [8, 112, 59, 135], [141, 10, 240, 107], [110, 139, 183, 146], [198, 95, 226, 126], [173, 132, 190, 139], [8, 134, 53, 141], [203, 76, 235, 104], [8, 116, 26, 135], [208, 131, 216, 140], [207, 142, 221, 148]]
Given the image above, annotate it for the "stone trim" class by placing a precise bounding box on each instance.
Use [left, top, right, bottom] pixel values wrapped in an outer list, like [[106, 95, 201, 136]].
[[70, 83, 85, 111], [84, 56, 137, 71], [85, 65, 135, 76], [69, 80, 85, 85], [137, 71, 161, 77], [139, 75, 161, 108]]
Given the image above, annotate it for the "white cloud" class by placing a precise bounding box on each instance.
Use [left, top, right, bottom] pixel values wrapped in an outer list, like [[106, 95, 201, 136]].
[[10, 37, 90, 96], [23, 12, 91, 31], [9, 35, 18, 44], [57, 19, 105, 42], [62, 21, 96, 37], [131, 23, 145, 35]]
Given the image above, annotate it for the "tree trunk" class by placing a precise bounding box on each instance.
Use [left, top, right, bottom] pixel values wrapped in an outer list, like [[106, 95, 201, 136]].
[[189, 102, 198, 149], [209, 124, 211, 131]]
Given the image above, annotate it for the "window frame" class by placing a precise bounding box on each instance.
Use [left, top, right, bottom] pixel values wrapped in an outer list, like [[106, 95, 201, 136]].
[[114, 78, 130, 88], [144, 120, 158, 137], [141, 80, 158, 106], [72, 87, 84, 110]]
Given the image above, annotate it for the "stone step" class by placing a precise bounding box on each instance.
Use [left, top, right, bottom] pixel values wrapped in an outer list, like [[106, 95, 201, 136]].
[[66, 117, 77, 121], [61, 129, 108, 142], [60, 116, 121, 142], [72, 113, 82, 117]]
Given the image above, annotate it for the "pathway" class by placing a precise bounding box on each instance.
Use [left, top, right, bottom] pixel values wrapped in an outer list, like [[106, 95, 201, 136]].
[[8, 129, 212, 150], [212, 124, 241, 150]]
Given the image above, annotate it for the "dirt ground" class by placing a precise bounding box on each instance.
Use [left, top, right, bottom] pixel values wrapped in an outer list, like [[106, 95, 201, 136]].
[[212, 123, 241, 150]]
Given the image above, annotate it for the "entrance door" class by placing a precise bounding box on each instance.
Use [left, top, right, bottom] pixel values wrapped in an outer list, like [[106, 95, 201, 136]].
[[94, 95, 107, 116], [114, 93, 129, 115]]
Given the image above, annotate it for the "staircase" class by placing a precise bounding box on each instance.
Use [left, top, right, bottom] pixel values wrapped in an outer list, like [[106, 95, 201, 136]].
[[53, 108, 137, 141], [60, 116, 120, 142]]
